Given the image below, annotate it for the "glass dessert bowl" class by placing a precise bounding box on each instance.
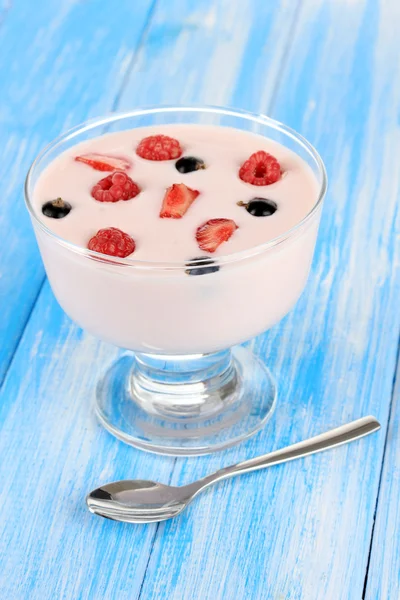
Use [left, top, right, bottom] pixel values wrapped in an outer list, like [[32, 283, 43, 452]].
[[25, 106, 327, 455]]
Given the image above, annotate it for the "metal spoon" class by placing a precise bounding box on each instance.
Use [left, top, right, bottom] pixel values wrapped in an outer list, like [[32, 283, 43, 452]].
[[86, 415, 380, 524]]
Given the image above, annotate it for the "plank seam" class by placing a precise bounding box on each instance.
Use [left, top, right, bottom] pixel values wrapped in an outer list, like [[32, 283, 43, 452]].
[[268, 0, 303, 114], [361, 332, 400, 599], [137, 458, 177, 600], [270, 3, 400, 593], [133, 2, 305, 596], [0, 274, 46, 389], [0, 0, 160, 394], [0, 1, 165, 594], [110, 0, 159, 112]]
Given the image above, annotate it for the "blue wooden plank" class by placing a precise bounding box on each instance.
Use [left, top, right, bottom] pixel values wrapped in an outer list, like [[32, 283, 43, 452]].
[[118, 0, 299, 112], [136, 0, 400, 598], [0, 0, 156, 384], [0, 1, 301, 598], [0, 0, 10, 23], [0, 284, 175, 599], [364, 358, 400, 598]]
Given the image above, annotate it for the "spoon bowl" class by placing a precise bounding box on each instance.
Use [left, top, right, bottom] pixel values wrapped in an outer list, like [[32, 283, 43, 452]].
[[87, 480, 195, 522]]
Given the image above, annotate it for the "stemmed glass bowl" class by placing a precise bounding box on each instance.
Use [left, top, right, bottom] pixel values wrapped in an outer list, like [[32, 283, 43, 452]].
[[25, 106, 327, 455]]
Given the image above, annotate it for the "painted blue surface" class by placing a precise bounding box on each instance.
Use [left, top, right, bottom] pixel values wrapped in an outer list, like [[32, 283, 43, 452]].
[[0, 1, 399, 598]]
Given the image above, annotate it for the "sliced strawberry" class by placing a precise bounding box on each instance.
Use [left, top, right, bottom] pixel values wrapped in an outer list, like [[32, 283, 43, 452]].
[[195, 218, 238, 253], [75, 153, 131, 172], [160, 184, 200, 219]]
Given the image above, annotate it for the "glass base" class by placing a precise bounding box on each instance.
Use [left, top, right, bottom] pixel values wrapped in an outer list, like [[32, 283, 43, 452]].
[[95, 346, 277, 456]]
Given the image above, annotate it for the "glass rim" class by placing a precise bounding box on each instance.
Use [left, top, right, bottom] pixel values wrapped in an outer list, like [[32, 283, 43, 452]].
[[24, 104, 328, 270]]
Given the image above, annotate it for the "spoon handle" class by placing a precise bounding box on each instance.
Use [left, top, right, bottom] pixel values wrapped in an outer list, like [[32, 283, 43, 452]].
[[205, 416, 380, 486]]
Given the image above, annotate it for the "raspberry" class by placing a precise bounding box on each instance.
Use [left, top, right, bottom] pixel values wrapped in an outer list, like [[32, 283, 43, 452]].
[[91, 171, 140, 202], [87, 228, 136, 258], [239, 151, 281, 186], [195, 219, 238, 253], [136, 135, 182, 161]]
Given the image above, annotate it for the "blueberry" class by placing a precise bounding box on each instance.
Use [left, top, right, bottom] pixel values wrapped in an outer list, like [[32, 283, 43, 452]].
[[175, 156, 206, 174], [42, 198, 72, 219], [185, 256, 220, 276], [239, 197, 277, 217]]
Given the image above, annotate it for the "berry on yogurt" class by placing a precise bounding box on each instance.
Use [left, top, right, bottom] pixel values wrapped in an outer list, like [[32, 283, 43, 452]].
[[91, 171, 140, 203], [75, 153, 131, 172], [87, 227, 136, 258], [42, 197, 72, 219], [175, 156, 206, 173], [136, 135, 182, 161], [160, 183, 200, 219], [239, 150, 281, 186], [195, 218, 238, 253], [238, 198, 277, 216]]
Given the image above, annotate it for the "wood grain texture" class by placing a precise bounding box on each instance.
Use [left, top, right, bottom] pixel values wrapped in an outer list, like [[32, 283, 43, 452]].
[[0, 1, 303, 599], [0, 0, 156, 384], [137, 0, 400, 598], [361, 1, 400, 595], [0, 286, 176, 599], [364, 356, 400, 599], [0, 0, 399, 598], [117, 0, 300, 111]]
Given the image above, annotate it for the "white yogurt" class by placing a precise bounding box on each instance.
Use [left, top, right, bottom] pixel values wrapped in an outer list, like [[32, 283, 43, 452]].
[[32, 124, 321, 354]]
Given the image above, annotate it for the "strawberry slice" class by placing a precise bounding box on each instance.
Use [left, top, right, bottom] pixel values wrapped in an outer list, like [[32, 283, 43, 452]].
[[75, 153, 131, 172], [195, 218, 238, 253], [160, 184, 200, 219]]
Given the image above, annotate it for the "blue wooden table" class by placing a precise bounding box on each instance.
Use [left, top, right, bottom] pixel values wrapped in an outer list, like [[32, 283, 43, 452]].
[[1, 1, 399, 598]]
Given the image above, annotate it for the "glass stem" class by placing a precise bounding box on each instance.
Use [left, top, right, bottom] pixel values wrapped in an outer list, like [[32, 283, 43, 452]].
[[129, 350, 238, 420]]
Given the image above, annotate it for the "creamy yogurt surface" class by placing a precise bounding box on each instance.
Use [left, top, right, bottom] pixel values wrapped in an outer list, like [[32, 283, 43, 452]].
[[33, 124, 319, 262]]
